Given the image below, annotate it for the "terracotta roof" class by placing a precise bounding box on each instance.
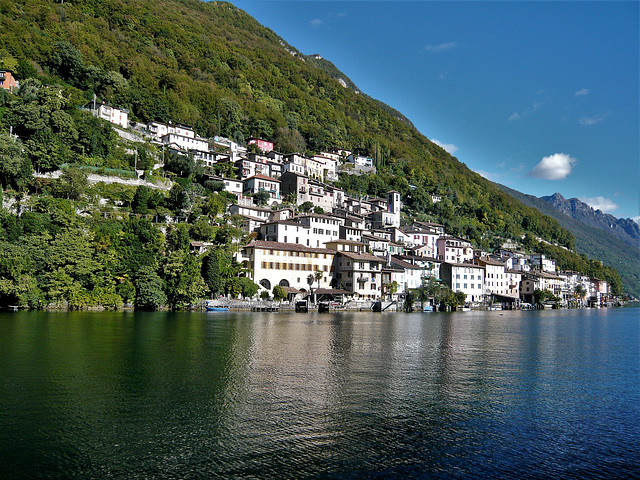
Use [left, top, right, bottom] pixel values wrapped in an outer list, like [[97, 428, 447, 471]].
[[390, 256, 423, 270], [324, 239, 365, 246], [314, 288, 351, 295], [339, 251, 384, 262], [244, 240, 335, 254], [244, 174, 281, 182]]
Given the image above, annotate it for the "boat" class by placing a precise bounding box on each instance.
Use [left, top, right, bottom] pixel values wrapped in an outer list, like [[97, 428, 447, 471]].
[[206, 302, 229, 312], [318, 301, 330, 313]]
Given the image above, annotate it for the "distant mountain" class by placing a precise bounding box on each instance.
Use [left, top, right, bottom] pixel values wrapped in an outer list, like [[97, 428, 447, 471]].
[[497, 185, 640, 299], [541, 193, 640, 249]]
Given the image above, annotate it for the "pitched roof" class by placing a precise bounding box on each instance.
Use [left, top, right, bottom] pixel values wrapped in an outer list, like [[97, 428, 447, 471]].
[[339, 251, 384, 262], [243, 240, 335, 254], [244, 174, 281, 182]]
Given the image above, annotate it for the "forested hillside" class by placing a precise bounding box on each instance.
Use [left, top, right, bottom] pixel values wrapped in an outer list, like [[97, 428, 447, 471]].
[[0, 0, 627, 303], [0, 0, 577, 245]]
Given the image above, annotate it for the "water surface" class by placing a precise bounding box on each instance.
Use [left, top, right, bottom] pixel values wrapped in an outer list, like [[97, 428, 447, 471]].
[[1, 308, 639, 479]]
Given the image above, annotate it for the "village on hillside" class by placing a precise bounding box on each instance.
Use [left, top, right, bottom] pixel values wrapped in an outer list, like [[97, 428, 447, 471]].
[[0, 76, 617, 310]]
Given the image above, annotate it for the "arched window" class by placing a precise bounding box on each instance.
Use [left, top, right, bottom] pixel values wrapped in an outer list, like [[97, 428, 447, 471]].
[[279, 279, 290, 287], [260, 279, 271, 290]]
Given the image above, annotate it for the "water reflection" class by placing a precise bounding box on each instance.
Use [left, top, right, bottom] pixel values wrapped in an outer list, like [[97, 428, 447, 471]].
[[1, 308, 638, 479]]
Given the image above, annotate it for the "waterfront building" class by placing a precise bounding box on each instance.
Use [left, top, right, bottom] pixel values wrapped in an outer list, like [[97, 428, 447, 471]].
[[520, 271, 564, 303], [238, 240, 336, 293], [326, 240, 383, 299], [440, 262, 486, 304]]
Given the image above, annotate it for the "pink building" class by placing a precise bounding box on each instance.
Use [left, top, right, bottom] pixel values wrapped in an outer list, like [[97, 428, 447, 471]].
[[248, 138, 274, 153]]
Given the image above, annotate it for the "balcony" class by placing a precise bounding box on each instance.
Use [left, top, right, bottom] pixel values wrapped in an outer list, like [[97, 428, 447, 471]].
[[357, 277, 369, 283]]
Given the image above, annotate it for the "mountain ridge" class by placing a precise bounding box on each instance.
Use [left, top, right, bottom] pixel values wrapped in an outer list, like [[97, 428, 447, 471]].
[[497, 185, 639, 299], [541, 193, 640, 249]]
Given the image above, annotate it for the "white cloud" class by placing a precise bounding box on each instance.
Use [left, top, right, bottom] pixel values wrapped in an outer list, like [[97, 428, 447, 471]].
[[575, 88, 589, 96], [527, 153, 577, 180], [579, 196, 619, 214], [310, 18, 323, 27], [423, 42, 457, 53], [432, 139, 458, 154], [579, 114, 605, 126], [633, 216, 640, 225], [509, 102, 541, 121]]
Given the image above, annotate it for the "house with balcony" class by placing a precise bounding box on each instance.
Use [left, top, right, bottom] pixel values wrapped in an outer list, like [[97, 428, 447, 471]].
[[90, 103, 129, 129], [243, 174, 280, 204], [437, 236, 474, 264], [236, 155, 270, 179], [326, 240, 383, 299], [162, 133, 209, 153], [529, 253, 556, 273]]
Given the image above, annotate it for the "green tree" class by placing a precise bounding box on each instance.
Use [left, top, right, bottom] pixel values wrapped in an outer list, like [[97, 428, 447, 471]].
[[47, 41, 85, 84], [167, 184, 189, 213], [132, 185, 151, 214], [0, 133, 31, 190], [252, 191, 270, 206], [273, 284, 287, 302], [202, 251, 224, 297], [135, 266, 166, 310], [161, 251, 207, 309]]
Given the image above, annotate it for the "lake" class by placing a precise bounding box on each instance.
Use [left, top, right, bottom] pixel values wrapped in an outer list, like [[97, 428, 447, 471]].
[[1, 307, 639, 479]]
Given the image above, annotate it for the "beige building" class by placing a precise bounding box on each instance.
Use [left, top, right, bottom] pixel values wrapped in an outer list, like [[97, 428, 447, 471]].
[[326, 240, 383, 299], [238, 240, 336, 293]]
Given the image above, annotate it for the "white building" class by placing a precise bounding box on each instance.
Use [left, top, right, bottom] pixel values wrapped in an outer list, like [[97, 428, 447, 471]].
[[94, 104, 129, 129], [529, 253, 556, 273], [148, 121, 195, 140], [346, 154, 374, 168], [294, 214, 343, 248], [260, 221, 312, 247], [162, 133, 209, 152], [440, 262, 486, 304], [437, 236, 474, 264], [238, 240, 336, 294], [243, 174, 281, 204]]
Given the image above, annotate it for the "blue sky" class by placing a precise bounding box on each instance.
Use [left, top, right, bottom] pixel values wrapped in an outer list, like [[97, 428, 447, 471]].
[[231, 1, 639, 221]]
